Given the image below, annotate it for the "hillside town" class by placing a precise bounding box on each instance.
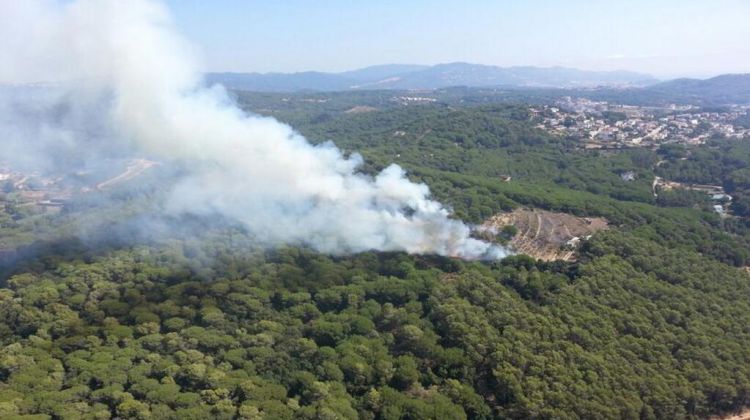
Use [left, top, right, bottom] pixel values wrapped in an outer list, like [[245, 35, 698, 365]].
[[532, 97, 750, 148], [0, 165, 71, 215], [0, 159, 158, 216]]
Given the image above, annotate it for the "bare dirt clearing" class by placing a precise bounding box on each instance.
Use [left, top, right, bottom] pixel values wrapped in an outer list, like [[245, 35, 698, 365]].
[[344, 105, 377, 114], [483, 208, 608, 261], [96, 159, 157, 190], [713, 408, 750, 420]]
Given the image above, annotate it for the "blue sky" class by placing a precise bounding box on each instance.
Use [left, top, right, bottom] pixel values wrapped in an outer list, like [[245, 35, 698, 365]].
[[165, 0, 750, 78]]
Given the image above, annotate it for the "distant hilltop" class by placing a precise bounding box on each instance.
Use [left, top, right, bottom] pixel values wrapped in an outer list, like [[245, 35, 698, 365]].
[[646, 74, 750, 105], [205, 62, 658, 92]]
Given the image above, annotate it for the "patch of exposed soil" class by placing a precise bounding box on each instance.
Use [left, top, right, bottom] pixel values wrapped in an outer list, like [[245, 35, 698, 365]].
[[483, 208, 608, 261], [96, 159, 157, 190], [344, 106, 377, 114], [712, 408, 750, 420]]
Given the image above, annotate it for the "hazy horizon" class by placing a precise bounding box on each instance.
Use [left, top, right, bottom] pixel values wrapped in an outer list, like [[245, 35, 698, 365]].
[[202, 61, 741, 81], [167, 0, 750, 79]]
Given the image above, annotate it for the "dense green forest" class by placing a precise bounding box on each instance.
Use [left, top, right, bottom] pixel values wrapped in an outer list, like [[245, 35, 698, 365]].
[[656, 139, 750, 218], [2, 95, 750, 419]]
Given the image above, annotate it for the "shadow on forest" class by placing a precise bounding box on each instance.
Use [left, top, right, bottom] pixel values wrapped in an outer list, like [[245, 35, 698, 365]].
[[0, 236, 119, 286], [0, 212, 234, 286]]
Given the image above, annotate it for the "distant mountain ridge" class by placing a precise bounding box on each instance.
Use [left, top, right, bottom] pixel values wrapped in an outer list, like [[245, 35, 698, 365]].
[[646, 74, 750, 104], [206, 62, 658, 92]]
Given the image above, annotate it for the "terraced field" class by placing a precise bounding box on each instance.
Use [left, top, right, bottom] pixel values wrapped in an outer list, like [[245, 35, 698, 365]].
[[484, 208, 608, 261]]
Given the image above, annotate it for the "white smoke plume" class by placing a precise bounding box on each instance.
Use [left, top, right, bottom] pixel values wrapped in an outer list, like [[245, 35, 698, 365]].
[[0, 0, 508, 260]]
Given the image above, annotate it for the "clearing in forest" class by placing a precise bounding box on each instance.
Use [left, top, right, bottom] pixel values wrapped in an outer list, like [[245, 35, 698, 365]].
[[483, 208, 608, 261], [96, 159, 158, 190], [344, 105, 378, 114]]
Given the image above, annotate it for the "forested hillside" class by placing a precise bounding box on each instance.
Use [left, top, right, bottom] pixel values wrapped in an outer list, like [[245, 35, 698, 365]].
[[2, 96, 750, 419]]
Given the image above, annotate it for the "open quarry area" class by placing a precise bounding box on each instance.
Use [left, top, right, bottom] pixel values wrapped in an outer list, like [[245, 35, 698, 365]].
[[483, 208, 609, 261]]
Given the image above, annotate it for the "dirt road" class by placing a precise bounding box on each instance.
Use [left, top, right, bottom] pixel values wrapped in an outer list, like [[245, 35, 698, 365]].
[[96, 159, 157, 190]]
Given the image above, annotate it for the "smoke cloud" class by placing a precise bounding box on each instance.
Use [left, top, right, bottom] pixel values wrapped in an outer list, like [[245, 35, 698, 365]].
[[0, 0, 508, 260]]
